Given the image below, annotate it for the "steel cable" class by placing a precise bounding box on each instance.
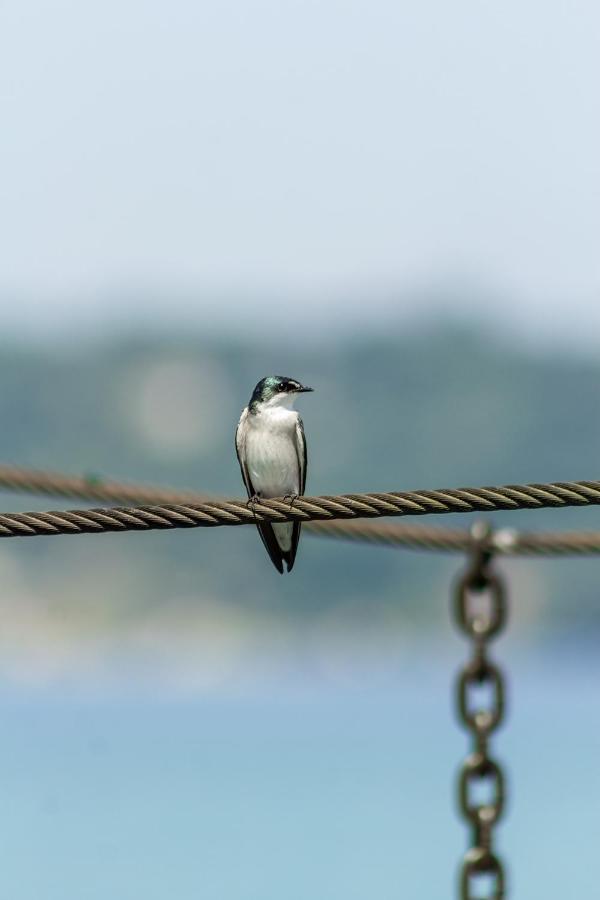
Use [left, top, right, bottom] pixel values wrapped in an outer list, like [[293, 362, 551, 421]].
[[0, 473, 600, 542]]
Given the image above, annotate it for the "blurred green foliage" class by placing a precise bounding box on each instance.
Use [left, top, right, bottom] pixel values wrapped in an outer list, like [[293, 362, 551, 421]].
[[0, 324, 599, 642]]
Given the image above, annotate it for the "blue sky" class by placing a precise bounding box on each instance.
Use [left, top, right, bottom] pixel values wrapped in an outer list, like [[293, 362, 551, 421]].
[[1, 0, 599, 342]]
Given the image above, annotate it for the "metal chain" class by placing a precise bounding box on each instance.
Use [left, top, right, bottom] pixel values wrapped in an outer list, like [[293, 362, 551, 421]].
[[454, 522, 508, 899]]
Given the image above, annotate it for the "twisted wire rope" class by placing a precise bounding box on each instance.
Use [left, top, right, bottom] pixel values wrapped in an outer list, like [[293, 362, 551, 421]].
[[1, 464, 600, 551]]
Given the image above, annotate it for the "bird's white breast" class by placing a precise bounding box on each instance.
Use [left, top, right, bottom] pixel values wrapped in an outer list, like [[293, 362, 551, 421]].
[[244, 406, 300, 498]]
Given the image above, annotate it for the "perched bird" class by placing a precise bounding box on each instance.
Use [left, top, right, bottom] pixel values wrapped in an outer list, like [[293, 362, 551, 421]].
[[235, 375, 313, 573]]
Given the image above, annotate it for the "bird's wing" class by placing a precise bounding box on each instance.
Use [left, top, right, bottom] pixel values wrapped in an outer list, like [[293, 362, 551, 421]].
[[295, 415, 307, 494], [235, 408, 285, 574], [282, 415, 308, 573], [235, 409, 254, 497]]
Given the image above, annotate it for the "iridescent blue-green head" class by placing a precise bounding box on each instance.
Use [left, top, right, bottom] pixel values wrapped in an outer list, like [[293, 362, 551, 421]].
[[249, 375, 313, 411]]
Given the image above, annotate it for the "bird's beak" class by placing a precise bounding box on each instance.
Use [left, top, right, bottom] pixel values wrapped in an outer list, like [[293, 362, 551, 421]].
[[298, 386, 314, 393]]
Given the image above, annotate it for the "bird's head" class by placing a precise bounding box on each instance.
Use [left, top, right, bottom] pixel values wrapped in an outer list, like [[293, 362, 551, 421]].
[[249, 376, 313, 410]]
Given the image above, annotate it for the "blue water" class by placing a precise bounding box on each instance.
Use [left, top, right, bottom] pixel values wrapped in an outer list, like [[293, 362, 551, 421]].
[[0, 653, 597, 899]]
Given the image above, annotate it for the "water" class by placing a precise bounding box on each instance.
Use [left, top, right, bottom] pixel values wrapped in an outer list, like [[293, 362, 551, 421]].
[[0, 651, 597, 899]]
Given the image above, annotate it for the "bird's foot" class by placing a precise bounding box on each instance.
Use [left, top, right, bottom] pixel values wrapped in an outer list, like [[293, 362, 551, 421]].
[[246, 495, 262, 519], [283, 493, 299, 507]]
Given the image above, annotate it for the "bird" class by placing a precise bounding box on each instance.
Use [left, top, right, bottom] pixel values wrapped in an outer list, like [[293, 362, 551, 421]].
[[235, 375, 313, 573]]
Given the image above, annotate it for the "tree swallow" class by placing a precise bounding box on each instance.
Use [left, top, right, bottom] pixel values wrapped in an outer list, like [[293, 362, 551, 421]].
[[236, 375, 313, 573]]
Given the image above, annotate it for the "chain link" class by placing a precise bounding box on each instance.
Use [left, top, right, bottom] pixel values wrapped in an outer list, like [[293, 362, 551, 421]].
[[454, 522, 508, 899]]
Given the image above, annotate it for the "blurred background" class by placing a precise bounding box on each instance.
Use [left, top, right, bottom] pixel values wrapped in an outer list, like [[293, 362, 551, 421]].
[[1, 0, 599, 897]]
